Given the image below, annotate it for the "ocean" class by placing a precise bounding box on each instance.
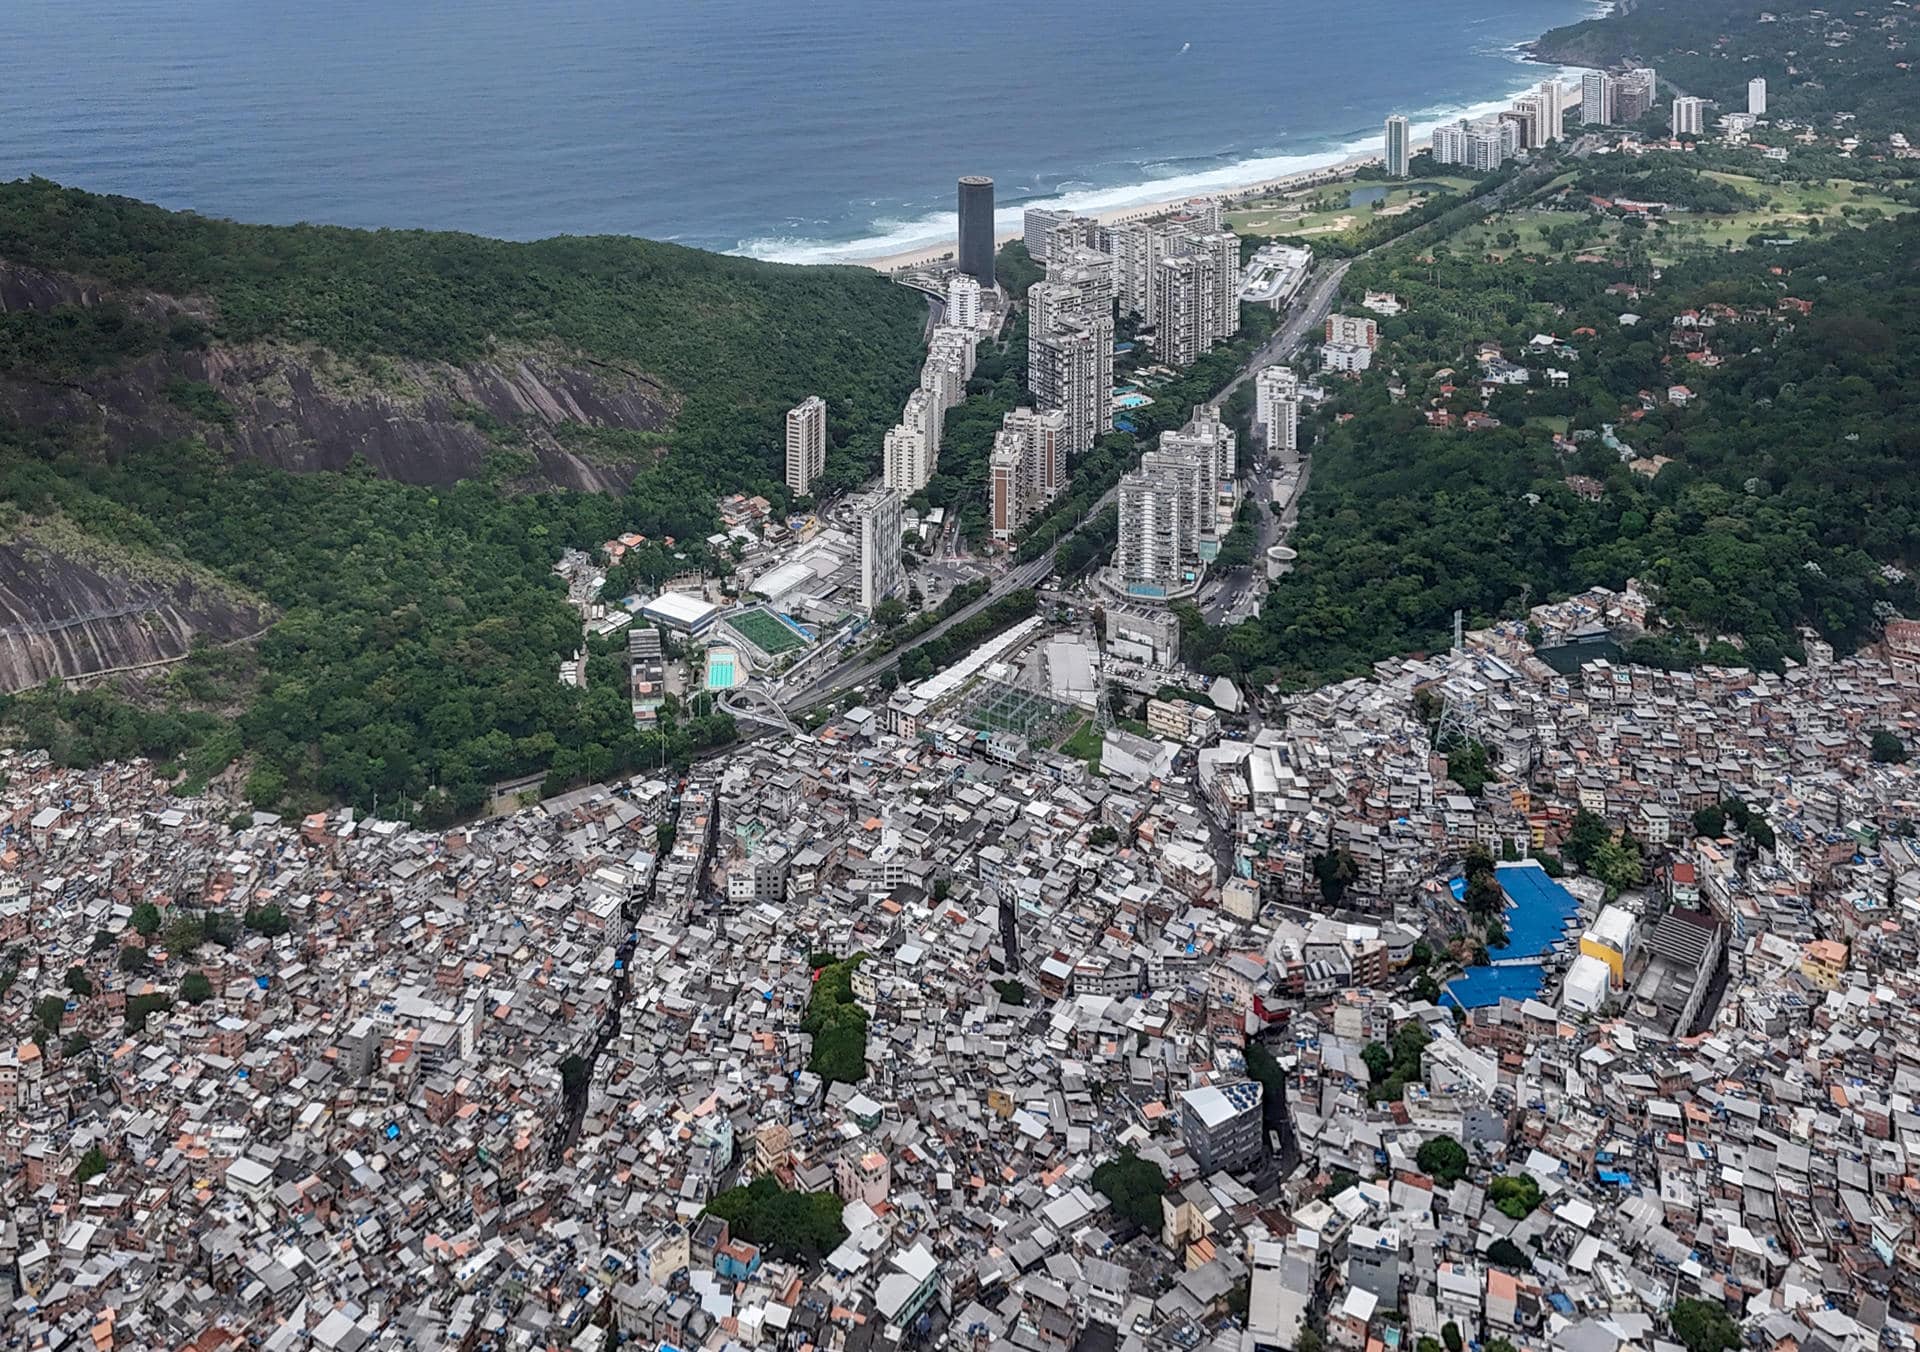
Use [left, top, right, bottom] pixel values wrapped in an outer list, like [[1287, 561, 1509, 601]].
[[0, 0, 1599, 263]]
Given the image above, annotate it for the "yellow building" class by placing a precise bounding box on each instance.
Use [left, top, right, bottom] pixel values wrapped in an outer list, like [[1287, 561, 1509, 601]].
[[1578, 904, 1637, 988], [1800, 939, 1848, 991]]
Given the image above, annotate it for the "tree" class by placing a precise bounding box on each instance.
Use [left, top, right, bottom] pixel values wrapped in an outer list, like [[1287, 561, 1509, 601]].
[[91, 929, 116, 953], [245, 904, 291, 937], [1416, 1135, 1470, 1185], [117, 945, 150, 974], [1870, 729, 1909, 763], [1361, 1042, 1393, 1082], [33, 994, 66, 1037], [1589, 838, 1645, 897], [1486, 1237, 1532, 1271], [1322, 1168, 1361, 1200], [1564, 810, 1610, 868], [65, 966, 93, 997], [77, 1145, 108, 1183], [1670, 1299, 1741, 1352], [1442, 1323, 1463, 1352], [1691, 804, 1726, 839], [1313, 849, 1360, 905], [180, 971, 214, 1004], [1465, 872, 1506, 916], [130, 902, 161, 937], [1488, 1173, 1543, 1219], [992, 979, 1027, 1006], [1091, 1149, 1169, 1231], [559, 1053, 592, 1098]]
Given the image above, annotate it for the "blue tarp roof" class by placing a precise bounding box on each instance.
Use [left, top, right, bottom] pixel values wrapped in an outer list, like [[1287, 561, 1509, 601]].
[[1443, 863, 1582, 1008]]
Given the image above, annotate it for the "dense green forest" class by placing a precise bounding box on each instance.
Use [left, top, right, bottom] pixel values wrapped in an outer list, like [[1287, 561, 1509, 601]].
[[1182, 163, 1920, 687], [0, 182, 939, 812], [0, 179, 928, 498], [1536, 0, 1920, 136], [0, 434, 736, 818]]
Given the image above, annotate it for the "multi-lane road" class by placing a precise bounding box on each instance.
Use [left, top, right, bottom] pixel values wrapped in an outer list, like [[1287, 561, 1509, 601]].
[[777, 160, 1578, 713]]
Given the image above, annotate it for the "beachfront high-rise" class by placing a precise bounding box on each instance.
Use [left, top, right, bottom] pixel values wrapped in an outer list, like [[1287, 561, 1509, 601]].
[[1670, 95, 1707, 137], [1581, 71, 1616, 127], [1536, 79, 1565, 143], [1617, 67, 1658, 121], [1383, 115, 1411, 178], [784, 395, 827, 498], [1147, 229, 1238, 369], [1748, 77, 1767, 116], [957, 175, 996, 288], [1023, 207, 1075, 262], [1029, 246, 1115, 459]]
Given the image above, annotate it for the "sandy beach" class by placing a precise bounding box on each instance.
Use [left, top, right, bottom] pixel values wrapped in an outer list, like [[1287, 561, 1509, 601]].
[[856, 150, 1381, 273]]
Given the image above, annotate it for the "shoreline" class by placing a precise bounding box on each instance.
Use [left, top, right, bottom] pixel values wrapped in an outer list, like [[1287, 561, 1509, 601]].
[[847, 12, 1612, 274], [856, 151, 1380, 273]]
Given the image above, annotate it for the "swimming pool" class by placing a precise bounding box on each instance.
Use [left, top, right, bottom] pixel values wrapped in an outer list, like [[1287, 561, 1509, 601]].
[[1115, 392, 1154, 409]]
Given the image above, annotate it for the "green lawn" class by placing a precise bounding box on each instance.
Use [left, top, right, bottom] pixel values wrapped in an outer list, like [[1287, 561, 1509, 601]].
[[1059, 720, 1103, 767], [1226, 178, 1477, 241], [1453, 171, 1915, 264]]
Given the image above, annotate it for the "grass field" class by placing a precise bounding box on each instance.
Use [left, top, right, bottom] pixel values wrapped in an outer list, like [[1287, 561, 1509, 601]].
[[1451, 171, 1915, 264], [729, 608, 805, 655], [1060, 721, 1103, 768], [1226, 177, 1478, 241]]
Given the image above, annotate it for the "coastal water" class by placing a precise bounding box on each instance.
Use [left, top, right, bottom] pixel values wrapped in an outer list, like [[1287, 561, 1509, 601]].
[[0, 0, 1598, 261]]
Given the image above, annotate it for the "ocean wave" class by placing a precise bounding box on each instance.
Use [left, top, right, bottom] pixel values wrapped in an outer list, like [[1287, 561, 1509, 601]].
[[732, 66, 1589, 267]]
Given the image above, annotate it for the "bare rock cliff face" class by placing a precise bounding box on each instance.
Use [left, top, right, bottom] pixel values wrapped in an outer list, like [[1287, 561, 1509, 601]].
[[0, 530, 272, 693], [0, 260, 676, 492], [0, 259, 678, 686]]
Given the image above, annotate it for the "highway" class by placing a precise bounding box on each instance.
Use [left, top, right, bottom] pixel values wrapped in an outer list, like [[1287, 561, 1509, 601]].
[[782, 551, 1055, 713], [776, 159, 1573, 714]]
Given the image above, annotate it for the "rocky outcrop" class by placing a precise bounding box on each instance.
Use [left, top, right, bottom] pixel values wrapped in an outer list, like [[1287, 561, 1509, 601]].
[[0, 260, 677, 492], [0, 526, 272, 693]]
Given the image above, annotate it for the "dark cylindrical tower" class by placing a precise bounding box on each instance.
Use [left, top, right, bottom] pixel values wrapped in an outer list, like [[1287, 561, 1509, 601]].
[[957, 175, 996, 289]]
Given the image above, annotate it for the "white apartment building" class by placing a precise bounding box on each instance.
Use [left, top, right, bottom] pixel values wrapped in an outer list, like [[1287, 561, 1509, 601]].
[[1116, 464, 1192, 598], [1023, 207, 1076, 262], [784, 395, 826, 498], [1029, 247, 1116, 458], [1581, 71, 1615, 127], [853, 486, 904, 611], [1671, 95, 1707, 137], [1536, 78, 1565, 143], [1324, 313, 1378, 349], [1028, 319, 1106, 463], [883, 388, 942, 496], [1255, 365, 1301, 459], [1748, 77, 1767, 116], [944, 273, 982, 332]]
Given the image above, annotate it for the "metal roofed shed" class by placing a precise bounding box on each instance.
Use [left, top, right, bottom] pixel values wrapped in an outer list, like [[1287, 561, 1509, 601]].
[[640, 592, 719, 635]]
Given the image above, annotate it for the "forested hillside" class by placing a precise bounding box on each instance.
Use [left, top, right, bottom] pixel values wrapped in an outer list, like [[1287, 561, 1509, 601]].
[[1535, 0, 1920, 134], [0, 181, 929, 815], [1186, 174, 1920, 687]]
